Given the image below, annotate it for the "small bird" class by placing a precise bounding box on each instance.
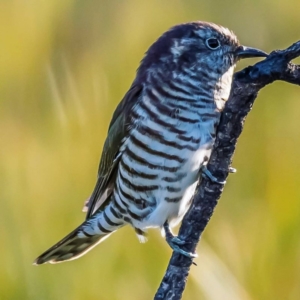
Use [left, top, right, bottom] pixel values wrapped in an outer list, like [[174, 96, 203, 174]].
[[34, 21, 267, 264]]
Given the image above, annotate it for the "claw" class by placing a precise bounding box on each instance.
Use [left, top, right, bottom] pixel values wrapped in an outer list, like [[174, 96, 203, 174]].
[[170, 236, 185, 245], [163, 222, 197, 259], [201, 165, 226, 185], [168, 242, 198, 258]]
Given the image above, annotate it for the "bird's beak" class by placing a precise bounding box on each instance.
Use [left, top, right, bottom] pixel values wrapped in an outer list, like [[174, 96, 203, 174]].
[[235, 45, 268, 59]]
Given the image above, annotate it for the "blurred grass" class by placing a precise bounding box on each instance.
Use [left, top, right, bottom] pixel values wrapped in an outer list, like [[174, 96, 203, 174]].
[[1, 1, 300, 299]]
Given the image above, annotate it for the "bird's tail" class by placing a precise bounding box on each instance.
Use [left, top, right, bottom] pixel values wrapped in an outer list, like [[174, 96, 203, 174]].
[[34, 211, 123, 265], [33, 228, 111, 265]]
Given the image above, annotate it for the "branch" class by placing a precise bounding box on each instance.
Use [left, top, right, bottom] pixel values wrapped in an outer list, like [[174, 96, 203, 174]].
[[154, 41, 300, 300]]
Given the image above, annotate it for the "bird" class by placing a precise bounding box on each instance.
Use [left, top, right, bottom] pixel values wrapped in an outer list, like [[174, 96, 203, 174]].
[[34, 21, 267, 265]]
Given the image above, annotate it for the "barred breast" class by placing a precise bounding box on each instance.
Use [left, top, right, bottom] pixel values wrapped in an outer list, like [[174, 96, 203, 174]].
[[113, 71, 222, 237]]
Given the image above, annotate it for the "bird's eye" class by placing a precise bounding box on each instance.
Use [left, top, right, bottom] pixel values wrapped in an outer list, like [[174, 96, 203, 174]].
[[205, 38, 221, 50]]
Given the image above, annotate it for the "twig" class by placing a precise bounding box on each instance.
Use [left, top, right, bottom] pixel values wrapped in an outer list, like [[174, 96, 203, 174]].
[[154, 40, 300, 300]]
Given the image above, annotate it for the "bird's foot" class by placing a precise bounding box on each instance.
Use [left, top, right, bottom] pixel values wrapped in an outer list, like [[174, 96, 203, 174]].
[[169, 236, 185, 245], [166, 237, 198, 258], [201, 165, 226, 185], [164, 222, 197, 259]]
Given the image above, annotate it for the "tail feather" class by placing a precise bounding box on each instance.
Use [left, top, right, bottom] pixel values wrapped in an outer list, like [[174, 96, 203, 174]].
[[33, 226, 111, 265]]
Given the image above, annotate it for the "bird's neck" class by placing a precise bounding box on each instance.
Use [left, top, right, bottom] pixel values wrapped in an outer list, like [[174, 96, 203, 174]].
[[213, 65, 235, 111], [145, 65, 234, 113]]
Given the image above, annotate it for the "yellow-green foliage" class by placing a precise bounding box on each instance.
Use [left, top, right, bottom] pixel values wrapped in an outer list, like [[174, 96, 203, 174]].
[[1, 1, 300, 299]]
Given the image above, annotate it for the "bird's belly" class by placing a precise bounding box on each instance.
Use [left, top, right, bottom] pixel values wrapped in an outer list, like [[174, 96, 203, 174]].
[[117, 133, 213, 230], [143, 145, 212, 229], [115, 112, 217, 230]]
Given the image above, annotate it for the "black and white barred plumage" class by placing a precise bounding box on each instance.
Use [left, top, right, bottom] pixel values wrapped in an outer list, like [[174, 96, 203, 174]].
[[34, 21, 267, 264]]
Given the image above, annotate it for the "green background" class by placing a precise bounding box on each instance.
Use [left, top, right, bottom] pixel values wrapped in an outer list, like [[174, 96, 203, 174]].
[[1, 1, 300, 299]]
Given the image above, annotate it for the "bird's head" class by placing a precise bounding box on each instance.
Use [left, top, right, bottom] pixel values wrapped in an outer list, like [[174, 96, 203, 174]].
[[138, 21, 267, 82]]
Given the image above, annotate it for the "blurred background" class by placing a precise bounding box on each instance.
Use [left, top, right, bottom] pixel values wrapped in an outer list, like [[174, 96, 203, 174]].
[[1, 1, 300, 299]]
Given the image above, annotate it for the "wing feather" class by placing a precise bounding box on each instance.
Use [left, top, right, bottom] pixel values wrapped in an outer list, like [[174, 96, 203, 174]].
[[85, 83, 142, 219]]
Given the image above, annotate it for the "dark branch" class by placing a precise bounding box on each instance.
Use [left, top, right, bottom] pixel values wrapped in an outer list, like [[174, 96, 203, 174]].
[[154, 40, 300, 300]]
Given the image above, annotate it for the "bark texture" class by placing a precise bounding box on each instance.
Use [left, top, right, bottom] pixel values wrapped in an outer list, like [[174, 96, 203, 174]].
[[154, 41, 300, 300]]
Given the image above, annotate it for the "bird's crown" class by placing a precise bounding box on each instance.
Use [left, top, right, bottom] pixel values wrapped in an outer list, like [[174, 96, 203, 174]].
[[138, 22, 240, 76], [137, 21, 267, 84]]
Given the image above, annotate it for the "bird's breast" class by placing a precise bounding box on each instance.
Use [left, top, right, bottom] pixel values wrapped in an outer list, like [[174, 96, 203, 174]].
[[115, 99, 219, 229]]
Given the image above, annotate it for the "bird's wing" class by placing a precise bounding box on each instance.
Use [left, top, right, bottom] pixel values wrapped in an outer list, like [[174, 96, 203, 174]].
[[85, 83, 143, 219]]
